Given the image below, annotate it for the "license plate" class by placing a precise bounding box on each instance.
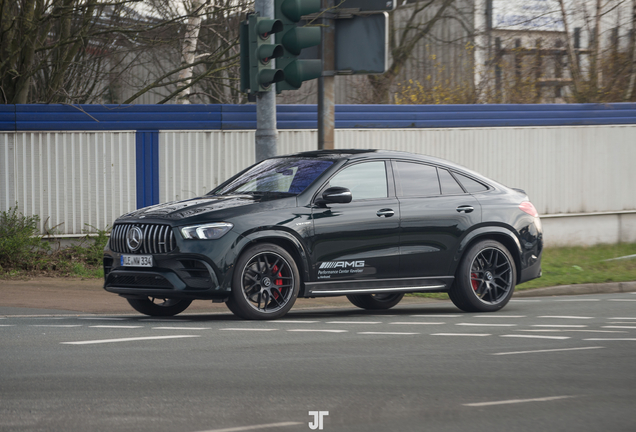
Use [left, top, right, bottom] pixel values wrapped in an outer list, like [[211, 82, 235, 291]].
[[120, 255, 153, 267]]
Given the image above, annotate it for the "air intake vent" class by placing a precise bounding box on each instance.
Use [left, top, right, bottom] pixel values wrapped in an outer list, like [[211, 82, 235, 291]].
[[110, 224, 177, 254]]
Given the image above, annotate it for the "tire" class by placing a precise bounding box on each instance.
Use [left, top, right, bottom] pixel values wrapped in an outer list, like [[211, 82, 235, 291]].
[[449, 239, 517, 313], [225, 243, 300, 320], [126, 297, 192, 317], [346, 293, 405, 310]]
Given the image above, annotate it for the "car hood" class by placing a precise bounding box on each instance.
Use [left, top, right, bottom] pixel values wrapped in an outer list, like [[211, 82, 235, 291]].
[[116, 194, 291, 222]]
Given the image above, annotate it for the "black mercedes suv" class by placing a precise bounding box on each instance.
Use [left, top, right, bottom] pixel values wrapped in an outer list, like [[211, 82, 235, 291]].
[[103, 149, 542, 319]]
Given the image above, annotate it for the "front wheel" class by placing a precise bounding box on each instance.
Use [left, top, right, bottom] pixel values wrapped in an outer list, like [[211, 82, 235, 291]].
[[126, 297, 192, 317], [346, 293, 405, 310], [226, 243, 300, 320], [449, 240, 516, 313]]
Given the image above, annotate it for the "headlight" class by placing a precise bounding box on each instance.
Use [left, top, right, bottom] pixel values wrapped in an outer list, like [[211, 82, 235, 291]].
[[180, 222, 233, 240]]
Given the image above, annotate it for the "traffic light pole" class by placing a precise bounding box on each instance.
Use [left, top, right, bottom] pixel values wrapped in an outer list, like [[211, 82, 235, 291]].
[[255, 0, 278, 162], [317, 0, 335, 150]]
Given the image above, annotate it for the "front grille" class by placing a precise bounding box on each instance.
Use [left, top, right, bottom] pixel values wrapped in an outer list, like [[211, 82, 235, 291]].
[[110, 223, 177, 254], [106, 274, 173, 289]]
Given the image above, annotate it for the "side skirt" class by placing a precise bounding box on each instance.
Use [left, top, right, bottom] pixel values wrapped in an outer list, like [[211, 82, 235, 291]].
[[302, 276, 453, 297]]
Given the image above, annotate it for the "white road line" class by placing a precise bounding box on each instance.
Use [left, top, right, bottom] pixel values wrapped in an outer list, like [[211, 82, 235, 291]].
[[456, 323, 517, 327], [220, 328, 278, 332], [410, 314, 461, 318], [607, 321, 636, 324], [358, 332, 419, 335], [584, 338, 636, 341], [30, 325, 83, 328], [473, 315, 526, 318], [390, 322, 445, 325], [153, 327, 210, 330], [431, 333, 491, 337], [609, 317, 636, 320], [265, 320, 319, 323], [326, 321, 382, 324], [140, 319, 192, 322], [517, 329, 562, 332], [518, 329, 626, 334], [608, 299, 636, 302], [89, 325, 144, 329], [463, 395, 575, 407], [555, 299, 600, 302], [492, 347, 605, 356], [501, 335, 570, 340], [78, 317, 126, 320], [0, 325, 16, 327], [287, 329, 347, 333], [602, 326, 636, 329], [510, 299, 541, 302], [61, 335, 200, 345], [194, 421, 303, 432], [532, 324, 588, 328], [538, 316, 594, 319]]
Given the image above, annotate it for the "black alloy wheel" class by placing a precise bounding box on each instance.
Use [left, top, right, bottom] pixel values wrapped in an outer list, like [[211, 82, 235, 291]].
[[346, 293, 405, 310], [126, 297, 193, 317], [226, 243, 300, 320], [449, 240, 516, 312]]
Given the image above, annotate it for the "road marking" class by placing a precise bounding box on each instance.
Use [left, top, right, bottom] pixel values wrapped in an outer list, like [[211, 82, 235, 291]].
[[510, 299, 541, 302], [608, 299, 636, 301], [287, 329, 347, 333], [220, 328, 278, 332], [463, 395, 575, 407], [390, 322, 445, 325], [473, 315, 526, 318], [538, 316, 594, 319], [431, 333, 491, 337], [492, 346, 605, 356], [89, 325, 144, 329], [265, 320, 319, 323], [456, 323, 517, 327], [358, 332, 419, 335], [31, 325, 83, 328], [0, 325, 16, 327], [501, 334, 570, 340], [555, 299, 600, 302], [609, 317, 636, 320], [584, 338, 636, 341], [61, 335, 200, 345], [78, 317, 126, 320], [410, 314, 461, 318], [602, 326, 636, 329], [326, 321, 382, 324], [532, 324, 588, 328], [519, 329, 626, 334], [153, 327, 210, 330], [194, 422, 303, 432], [140, 319, 192, 322], [607, 322, 636, 324]]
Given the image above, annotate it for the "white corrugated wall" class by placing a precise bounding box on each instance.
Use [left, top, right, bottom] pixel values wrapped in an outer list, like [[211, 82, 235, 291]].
[[0, 131, 137, 236]]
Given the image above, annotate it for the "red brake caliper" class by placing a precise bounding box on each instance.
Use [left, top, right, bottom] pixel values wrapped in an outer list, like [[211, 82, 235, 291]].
[[272, 265, 283, 298], [471, 273, 479, 291]]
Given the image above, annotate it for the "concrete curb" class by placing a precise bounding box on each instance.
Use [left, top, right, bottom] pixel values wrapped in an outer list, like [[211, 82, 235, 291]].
[[515, 281, 636, 298]]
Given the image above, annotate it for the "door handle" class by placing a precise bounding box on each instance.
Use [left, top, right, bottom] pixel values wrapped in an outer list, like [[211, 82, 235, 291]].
[[456, 205, 474, 213], [377, 208, 395, 218]]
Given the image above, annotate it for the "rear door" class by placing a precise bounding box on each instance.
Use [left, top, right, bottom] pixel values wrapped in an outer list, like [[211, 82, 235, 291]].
[[394, 161, 482, 278]]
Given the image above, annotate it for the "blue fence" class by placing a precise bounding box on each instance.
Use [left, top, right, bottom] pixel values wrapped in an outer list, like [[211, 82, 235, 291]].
[[1, 103, 636, 131]]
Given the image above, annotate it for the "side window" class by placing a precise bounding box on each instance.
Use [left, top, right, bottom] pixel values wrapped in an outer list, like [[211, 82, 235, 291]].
[[395, 162, 440, 197], [454, 172, 489, 193], [329, 161, 388, 200], [439, 169, 465, 195]]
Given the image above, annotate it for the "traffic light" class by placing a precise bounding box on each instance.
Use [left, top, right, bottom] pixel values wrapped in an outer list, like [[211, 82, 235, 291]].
[[275, 0, 322, 91], [240, 13, 285, 94]]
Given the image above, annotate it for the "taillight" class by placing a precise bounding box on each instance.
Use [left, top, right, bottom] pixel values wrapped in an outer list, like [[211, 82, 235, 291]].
[[519, 201, 539, 217]]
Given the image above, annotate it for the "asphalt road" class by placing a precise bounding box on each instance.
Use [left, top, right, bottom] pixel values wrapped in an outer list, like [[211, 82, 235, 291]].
[[2, 293, 636, 432]]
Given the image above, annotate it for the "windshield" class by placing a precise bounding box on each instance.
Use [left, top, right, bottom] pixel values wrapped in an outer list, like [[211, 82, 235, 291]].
[[211, 158, 334, 196]]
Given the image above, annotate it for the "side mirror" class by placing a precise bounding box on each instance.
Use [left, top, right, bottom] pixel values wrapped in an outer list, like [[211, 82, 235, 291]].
[[321, 187, 352, 204]]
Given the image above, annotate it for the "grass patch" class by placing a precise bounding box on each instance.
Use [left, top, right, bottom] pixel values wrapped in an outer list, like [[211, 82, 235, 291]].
[[407, 243, 636, 299]]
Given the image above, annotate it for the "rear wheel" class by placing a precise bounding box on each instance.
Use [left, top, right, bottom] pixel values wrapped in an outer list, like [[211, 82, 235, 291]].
[[226, 243, 300, 320], [346, 293, 404, 310], [449, 239, 516, 312], [126, 297, 192, 317]]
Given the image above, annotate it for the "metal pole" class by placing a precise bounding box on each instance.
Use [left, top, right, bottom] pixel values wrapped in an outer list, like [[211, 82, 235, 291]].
[[255, 0, 278, 162], [318, 0, 335, 150]]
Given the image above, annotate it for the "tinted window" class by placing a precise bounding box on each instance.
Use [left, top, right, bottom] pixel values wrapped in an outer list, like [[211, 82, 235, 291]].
[[395, 162, 440, 197], [439, 169, 465, 195], [213, 158, 334, 195], [454, 172, 489, 193], [329, 161, 388, 200]]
